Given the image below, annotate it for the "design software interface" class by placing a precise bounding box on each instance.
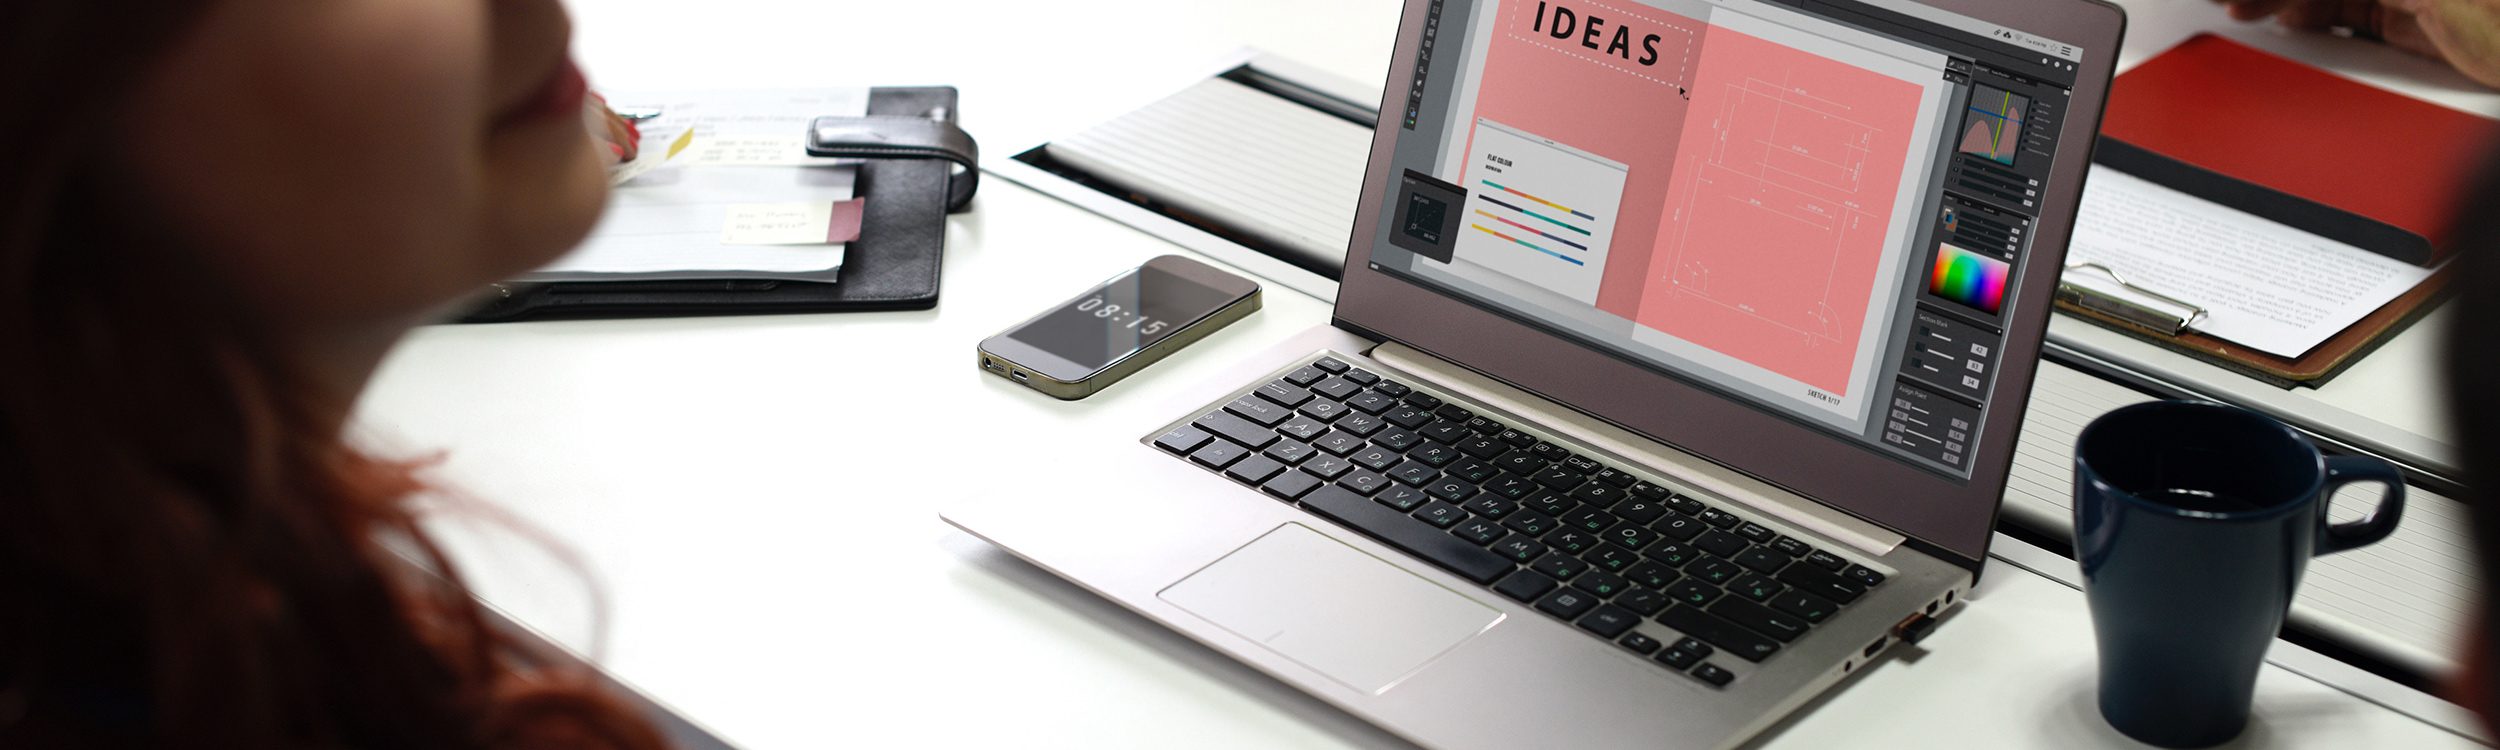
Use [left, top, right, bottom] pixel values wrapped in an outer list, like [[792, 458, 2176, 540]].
[[1371, 0, 2085, 478]]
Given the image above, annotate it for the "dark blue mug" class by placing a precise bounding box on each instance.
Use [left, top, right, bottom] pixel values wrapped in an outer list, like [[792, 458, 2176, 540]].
[[2073, 401, 2405, 748]]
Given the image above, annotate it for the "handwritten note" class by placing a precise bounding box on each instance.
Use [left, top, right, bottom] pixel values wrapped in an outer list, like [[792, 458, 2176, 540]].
[[721, 199, 865, 245], [2067, 167, 2436, 358]]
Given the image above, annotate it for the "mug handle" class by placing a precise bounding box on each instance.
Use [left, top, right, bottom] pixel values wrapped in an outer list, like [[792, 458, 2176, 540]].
[[2316, 456, 2407, 555]]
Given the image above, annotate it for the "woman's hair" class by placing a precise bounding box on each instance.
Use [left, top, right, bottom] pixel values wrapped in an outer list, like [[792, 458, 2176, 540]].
[[0, 3, 666, 748]]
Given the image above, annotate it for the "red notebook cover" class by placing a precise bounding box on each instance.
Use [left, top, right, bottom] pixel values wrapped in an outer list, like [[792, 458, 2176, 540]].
[[2100, 34, 2500, 261]]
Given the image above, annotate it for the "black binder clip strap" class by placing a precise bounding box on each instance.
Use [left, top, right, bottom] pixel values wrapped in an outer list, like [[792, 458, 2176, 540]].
[[806, 115, 980, 213]]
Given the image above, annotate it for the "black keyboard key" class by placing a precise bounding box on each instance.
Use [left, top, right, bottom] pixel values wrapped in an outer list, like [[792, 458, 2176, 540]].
[[1343, 368, 1379, 385], [1264, 440, 1316, 465], [1769, 536, 1813, 558], [1463, 416, 1506, 434], [1345, 391, 1397, 415], [1276, 415, 1329, 441], [1659, 605, 1782, 662], [1224, 456, 1285, 484], [1602, 523, 1660, 552], [1403, 391, 1443, 410], [1383, 406, 1434, 429], [1844, 564, 1888, 588], [1711, 597, 1809, 642], [1454, 435, 1507, 460], [1312, 356, 1350, 373], [1776, 565, 1868, 604], [1426, 478, 1478, 503], [1590, 467, 1635, 487], [1301, 487, 1511, 584], [1770, 591, 1840, 623], [1624, 561, 1682, 590], [1530, 552, 1586, 580], [1576, 605, 1640, 639], [1665, 494, 1708, 516], [1257, 380, 1314, 408], [1413, 502, 1468, 528], [1502, 510, 1558, 537], [1655, 646, 1701, 670], [1726, 573, 1781, 602], [1225, 396, 1291, 426], [1697, 507, 1741, 529], [1301, 455, 1355, 479], [1655, 514, 1706, 541], [1735, 547, 1791, 575], [1490, 535, 1548, 563], [1665, 579, 1721, 607], [1491, 450, 1545, 475], [1372, 428, 1424, 452], [1569, 483, 1627, 508], [1484, 475, 1540, 500], [1314, 433, 1366, 456], [1447, 460, 1499, 484], [1535, 589, 1598, 620], [1572, 571, 1630, 598], [1693, 530, 1749, 558], [1350, 447, 1402, 472], [1375, 485, 1431, 511], [1543, 529, 1598, 555], [1452, 518, 1507, 545], [1433, 404, 1476, 422], [1562, 454, 1604, 473], [1673, 637, 1714, 659], [1298, 400, 1349, 422], [1494, 570, 1558, 602], [1734, 522, 1775, 543], [1688, 556, 1743, 586], [1612, 498, 1668, 526], [1284, 365, 1329, 386], [1154, 425, 1214, 454], [1373, 380, 1411, 398], [1691, 663, 1735, 687], [1189, 440, 1250, 469], [1408, 443, 1460, 467], [1619, 632, 1664, 655], [1533, 467, 1586, 491], [1563, 508, 1617, 534], [1584, 546, 1640, 574], [1631, 481, 1672, 501], [1645, 541, 1699, 568], [1194, 412, 1280, 450], [1261, 471, 1322, 501], [1337, 470, 1391, 496], [1417, 420, 1469, 444], [1389, 460, 1440, 487], [1335, 413, 1387, 437], [1494, 428, 1538, 448], [1804, 549, 1848, 571], [1521, 490, 1575, 516], [1617, 587, 1671, 616], [1461, 496, 1517, 519]]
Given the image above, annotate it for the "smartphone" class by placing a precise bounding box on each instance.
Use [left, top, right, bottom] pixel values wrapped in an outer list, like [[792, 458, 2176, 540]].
[[978, 255, 1262, 400]]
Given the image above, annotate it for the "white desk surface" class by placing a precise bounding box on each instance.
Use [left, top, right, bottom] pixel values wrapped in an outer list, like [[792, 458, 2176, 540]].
[[357, 1, 2491, 747]]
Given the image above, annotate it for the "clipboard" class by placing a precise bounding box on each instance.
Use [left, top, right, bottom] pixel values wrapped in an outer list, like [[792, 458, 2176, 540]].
[[2055, 138, 2455, 388], [457, 86, 975, 323]]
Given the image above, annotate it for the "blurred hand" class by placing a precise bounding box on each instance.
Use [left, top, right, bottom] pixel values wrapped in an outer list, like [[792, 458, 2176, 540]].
[[2215, 0, 2500, 88], [585, 93, 640, 164]]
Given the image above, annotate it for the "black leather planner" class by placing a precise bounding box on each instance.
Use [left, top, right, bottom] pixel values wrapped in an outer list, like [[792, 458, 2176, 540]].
[[458, 86, 974, 323]]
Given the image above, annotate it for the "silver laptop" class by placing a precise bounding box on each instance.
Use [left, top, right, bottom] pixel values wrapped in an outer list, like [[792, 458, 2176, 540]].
[[948, 0, 2123, 746]]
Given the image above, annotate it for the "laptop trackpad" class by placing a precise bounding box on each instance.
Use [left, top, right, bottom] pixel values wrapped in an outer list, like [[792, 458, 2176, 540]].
[[1159, 523, 1500, 693]]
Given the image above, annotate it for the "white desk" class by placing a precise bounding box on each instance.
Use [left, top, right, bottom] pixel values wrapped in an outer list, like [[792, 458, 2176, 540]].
[[357, 1, 2487, 746]]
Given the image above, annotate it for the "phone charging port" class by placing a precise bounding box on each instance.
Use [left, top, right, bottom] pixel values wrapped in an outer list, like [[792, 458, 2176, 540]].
[[1011, 370, 1031, 383]]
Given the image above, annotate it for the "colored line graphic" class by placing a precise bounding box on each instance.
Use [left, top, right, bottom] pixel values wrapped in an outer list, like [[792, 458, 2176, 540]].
[[1928, 243, 2010, 315], [1479, 195, 1593, 236], [1483, 180, 1598, 220], [1957, 86, 2026, 166], [1476, 210, 1590, 250], [1473, 224, 1586, 265]]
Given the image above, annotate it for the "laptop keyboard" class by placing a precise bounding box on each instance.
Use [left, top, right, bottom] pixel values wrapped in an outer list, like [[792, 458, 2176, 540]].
[[1150, 355, 1889, 689]]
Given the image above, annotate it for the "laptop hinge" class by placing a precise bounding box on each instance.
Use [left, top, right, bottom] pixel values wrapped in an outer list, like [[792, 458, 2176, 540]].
[[1368, 342, 1908, 559]]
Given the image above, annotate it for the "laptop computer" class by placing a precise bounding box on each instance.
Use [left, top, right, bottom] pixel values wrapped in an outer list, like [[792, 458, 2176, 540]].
[[947, 0, 2123, 746]]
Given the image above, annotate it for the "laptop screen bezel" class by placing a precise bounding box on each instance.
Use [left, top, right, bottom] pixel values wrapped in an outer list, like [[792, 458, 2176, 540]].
[[1333, 0, 2127, 569]]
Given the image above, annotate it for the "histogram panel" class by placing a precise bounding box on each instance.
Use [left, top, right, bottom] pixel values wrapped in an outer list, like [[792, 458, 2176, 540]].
[[1956, 86, 2026, 166]]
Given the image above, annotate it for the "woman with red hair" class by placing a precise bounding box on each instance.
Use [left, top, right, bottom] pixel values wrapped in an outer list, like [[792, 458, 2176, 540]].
[[0, 0, 667, 747]]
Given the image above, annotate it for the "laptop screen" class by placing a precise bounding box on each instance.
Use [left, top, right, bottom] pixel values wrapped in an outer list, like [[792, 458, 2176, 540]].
[[1363, 0, 2090, 482]]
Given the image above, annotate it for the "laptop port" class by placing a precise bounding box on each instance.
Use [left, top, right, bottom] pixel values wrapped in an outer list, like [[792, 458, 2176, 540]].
[[1863, 637, 1887, 658]]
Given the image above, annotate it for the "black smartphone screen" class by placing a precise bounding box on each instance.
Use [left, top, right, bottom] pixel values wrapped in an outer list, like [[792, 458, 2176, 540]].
[[1009, 265, 1240, 371]]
